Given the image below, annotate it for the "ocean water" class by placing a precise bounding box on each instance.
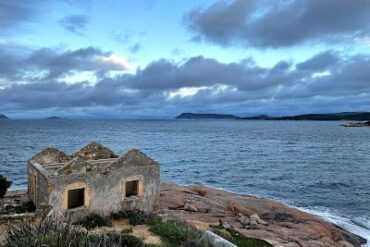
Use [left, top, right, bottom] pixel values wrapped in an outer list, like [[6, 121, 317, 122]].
[[0, 119, 369, 242]]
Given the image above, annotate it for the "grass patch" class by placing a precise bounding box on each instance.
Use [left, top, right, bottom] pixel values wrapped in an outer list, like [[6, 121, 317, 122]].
[[73, 213, 111, 230], [212, 227, 273, 247], [148, 218, 202, 247]]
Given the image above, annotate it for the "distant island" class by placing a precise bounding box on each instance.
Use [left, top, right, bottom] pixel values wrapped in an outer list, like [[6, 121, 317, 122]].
[[176, 113, 238, 119], [0, 113, 9, 119], [176, 112, 370, 121], [45, 116, 66, 120]]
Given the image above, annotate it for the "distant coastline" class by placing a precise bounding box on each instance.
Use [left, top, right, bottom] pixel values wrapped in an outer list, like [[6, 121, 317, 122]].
[[175, 112, 238, 119], [0, 113, 9, 120], [45, 116, 66, 120], [176, 112, 370, 121]]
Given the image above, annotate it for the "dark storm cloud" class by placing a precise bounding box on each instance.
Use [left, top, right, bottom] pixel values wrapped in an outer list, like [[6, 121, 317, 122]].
[[58, 14, 90, 35], [184, 0, 370, 48], [1, 47, 370, 117]]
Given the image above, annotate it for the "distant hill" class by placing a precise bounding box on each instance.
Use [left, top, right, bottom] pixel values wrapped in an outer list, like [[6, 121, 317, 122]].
[[0, 114, 9, 120], [176, 112, 370, 121], [45, 116, 66, 120], [241, 112, 370, 121], [176, 113, 238, 119]]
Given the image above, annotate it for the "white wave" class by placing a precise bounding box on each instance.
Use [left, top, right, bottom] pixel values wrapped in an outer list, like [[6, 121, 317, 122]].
[[297, 206, 370, 247]]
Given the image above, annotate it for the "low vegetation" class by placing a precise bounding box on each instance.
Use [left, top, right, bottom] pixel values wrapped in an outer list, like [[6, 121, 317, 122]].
[[111, 210, 201, 246], [2, 210, 271, 247], [148, 219, 202, 247], [74, 213, 112, 230], [13, 201, 36, 214], [111, 210, 159, 225], [0, 174, 12, 198], [2, 221, 153, 247], [121, 227, 133, 234]]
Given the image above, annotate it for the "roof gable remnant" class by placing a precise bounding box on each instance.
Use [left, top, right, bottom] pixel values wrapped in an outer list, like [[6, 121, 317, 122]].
[[108, 149, 159, 170], [30, 147, 71, 166], [73, 142, 119, 160]]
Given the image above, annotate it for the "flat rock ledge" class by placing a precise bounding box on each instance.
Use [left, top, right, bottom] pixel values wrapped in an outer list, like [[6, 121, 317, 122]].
[[159, 182, 367, 247]]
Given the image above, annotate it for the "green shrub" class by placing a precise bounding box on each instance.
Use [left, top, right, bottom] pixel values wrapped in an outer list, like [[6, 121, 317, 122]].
[[111, 210, 160, 226], [149, 219, 202, 247], [121, 227, 133, 234], [74, 213, 112, 230], [14, 201, 36, 214], [212, 227, 273, 247], [0, 174, 12, 198], [91, 232, 145, 247]]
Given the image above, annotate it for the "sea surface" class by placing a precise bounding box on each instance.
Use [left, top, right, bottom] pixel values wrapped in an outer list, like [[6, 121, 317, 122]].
[[0, 119, 369, 243]]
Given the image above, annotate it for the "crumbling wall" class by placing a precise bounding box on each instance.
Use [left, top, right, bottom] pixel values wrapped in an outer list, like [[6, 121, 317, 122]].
[[28, 162, 50, 208]]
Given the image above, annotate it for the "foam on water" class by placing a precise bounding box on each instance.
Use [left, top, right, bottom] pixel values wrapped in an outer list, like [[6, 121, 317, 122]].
[[298, 206, 370, 246]]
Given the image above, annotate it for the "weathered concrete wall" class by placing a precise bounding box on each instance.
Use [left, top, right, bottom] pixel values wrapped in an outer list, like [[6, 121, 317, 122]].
[[48, 158, 159, 220], [28, 162, 50, 208]]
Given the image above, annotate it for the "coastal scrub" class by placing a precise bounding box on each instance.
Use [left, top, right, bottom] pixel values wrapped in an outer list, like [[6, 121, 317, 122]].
[[0, 175, 11, 198]]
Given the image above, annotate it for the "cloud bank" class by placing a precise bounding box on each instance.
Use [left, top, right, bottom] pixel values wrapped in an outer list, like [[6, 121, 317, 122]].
[[184, 0, 370, 48], [1, 45, 370, 118]]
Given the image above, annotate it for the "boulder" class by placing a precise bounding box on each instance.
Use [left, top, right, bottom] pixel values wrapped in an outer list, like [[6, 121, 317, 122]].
[[184, 203, 199, 212]]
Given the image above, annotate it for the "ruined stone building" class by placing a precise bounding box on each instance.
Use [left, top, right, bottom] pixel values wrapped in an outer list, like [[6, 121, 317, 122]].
[[27, 142, 160, 220]]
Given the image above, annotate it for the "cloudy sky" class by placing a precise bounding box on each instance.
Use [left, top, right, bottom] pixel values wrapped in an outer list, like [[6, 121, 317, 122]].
[[1, 0, 370, 119]]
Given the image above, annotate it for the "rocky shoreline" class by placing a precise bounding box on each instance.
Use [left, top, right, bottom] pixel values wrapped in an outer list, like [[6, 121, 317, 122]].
[[341, 121, 370, 127], [159, 182, 367, 247], [1, 182, 367, 247]]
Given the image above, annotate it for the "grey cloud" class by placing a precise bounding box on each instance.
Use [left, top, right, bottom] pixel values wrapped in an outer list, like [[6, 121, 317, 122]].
[[120, 56, 293, 92], [0, 45, 130, 82], [296, 51, 339, 72], [58, 14, 90, 35], [0, 44, 27, 81], [27, 47, 106, 78], [185, 0, 370, 48], [0, 1, 39, 29]]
